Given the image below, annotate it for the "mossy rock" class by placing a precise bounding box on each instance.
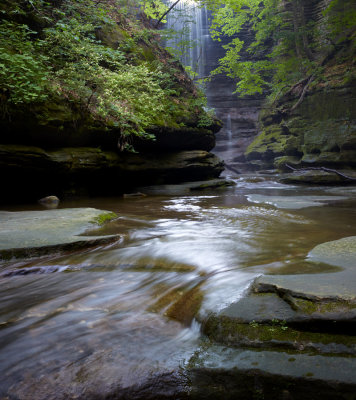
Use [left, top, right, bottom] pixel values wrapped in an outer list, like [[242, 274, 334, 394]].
[[247, 80, 356, 171], [245, 126, 290, 161], [274, 156, 301, 170], [279, 170, 346, 184], [203, 314, 356, 354], [0, 208, 120, 260], [91, 212, 118, 226]]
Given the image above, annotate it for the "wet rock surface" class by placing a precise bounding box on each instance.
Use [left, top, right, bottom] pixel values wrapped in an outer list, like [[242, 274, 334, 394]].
[[308, 236, 356, 269], [0, 208, 119, 260], [192, 234, 356, 399], [188, 345, 356, 400], [247, 193, 348, 209]]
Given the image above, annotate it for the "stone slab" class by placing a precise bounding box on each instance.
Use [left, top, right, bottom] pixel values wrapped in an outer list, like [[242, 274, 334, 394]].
[[189, 345, 356, 384], [220, 293, 298, 323], [253, 236, 356, 304], [308, 236, 356, 269], [0, 208, 119, 259], [254, 273, 356, 302], [247, 194, 347, 209]]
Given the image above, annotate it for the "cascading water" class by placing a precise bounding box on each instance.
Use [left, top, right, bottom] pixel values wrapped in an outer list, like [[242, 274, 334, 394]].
[[164, 0, 208, 79], [164, 1, 264, 173], [226, 113, 232, 142]]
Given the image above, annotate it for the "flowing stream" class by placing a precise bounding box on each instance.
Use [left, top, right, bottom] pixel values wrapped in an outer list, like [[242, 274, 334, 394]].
[[1, 176, 356, 398]]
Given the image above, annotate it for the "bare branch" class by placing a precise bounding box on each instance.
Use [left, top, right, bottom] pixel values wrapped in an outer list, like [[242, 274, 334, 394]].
[[289, 74, 314, 112], [155, 0, 181, 27]]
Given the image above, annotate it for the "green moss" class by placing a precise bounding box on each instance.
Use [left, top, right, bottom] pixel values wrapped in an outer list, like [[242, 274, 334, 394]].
[[96, 25, 128, 49], [245, 125, 290, 160], [92, 212, 118, 226], [289, 298, 356, 315], [203, 315, 356, 352], [139, 46, 156, 62], [274, 156, 301, 170]]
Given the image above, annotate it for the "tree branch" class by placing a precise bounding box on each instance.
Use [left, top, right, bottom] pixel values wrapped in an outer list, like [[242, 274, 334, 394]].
[[155, 0, 181, 27], [289, 74, 314, 112]]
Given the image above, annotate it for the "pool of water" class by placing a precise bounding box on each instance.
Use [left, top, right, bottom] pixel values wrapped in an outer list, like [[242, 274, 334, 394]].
[[1, 176, 356, 399]]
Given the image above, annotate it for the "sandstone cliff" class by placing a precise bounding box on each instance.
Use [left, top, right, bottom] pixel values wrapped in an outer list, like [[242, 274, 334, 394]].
[[0, 0, 223, 202], [244, 0, 356, 180]]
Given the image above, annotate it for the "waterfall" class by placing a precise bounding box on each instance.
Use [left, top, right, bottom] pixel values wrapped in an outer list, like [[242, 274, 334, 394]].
[[164, 0, 263, 173], [164, 0, 208, 79], [226, 113, 232, 142]]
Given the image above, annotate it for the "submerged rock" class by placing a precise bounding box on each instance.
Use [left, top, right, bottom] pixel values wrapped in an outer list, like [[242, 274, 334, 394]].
[[123, 192, 147, 198], [138, 178, 235, 195], [247, 194, 347, 209]]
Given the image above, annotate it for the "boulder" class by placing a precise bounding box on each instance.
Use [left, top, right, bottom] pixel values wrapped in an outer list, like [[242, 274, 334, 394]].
[[38, 195, 60, 209]]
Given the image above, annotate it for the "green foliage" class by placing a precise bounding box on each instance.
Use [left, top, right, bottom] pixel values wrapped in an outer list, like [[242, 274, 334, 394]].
[[0, 0, 211, 146], [324, 0, 356, 41], [0, 21, 50, 104], [96, 64, 170, 139], [201, 0, 356, 100], [139, 0, 168, 22]]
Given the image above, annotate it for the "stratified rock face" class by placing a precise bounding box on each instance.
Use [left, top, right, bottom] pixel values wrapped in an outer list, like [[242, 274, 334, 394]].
[[246, 84, 356, 171], [203, 15, 264, 171], [0, 103, 219, 153], [245, 0, 356, 173], [0, 145, 224, 202]]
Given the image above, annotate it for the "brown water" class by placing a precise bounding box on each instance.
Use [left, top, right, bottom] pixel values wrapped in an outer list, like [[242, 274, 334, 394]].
[[1, 176, 356, 399]]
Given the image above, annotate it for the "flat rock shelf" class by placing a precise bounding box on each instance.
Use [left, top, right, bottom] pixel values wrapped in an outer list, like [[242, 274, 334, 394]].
[[0, 208, 120, 260]]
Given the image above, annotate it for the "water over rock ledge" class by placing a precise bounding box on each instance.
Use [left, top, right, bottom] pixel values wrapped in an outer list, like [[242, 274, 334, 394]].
[[191, 235, 356, 399]]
